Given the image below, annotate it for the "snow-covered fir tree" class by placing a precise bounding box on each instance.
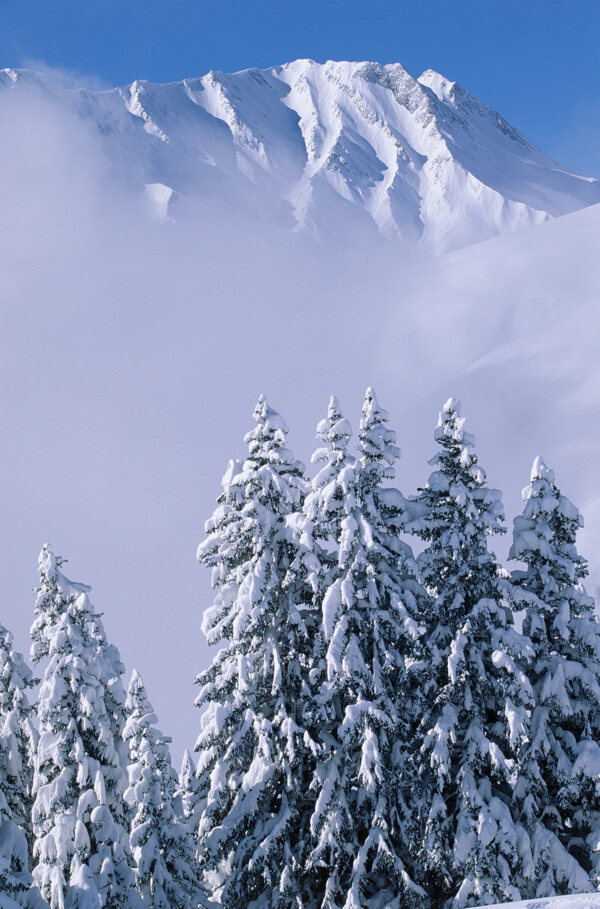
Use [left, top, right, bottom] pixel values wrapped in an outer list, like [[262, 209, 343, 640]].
[[195, 395, 321, 908], [406, 398, 534, 908], [294, 395, 355, 907], [509, 456, 600, 895], [0, 778, 42, 909], [177, 750, 202, 837], [124, 671, 201, 909], [0, 623, 38, 864], [304, 389, 426, 909], [30, 545, 140, 909], [300, 395, 354, 594], [0, 623, 46, 909]]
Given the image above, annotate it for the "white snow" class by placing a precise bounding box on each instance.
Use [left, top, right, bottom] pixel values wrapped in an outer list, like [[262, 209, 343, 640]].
[[143, 182, 175, 221], [481, 895, 600, 909], [1, 60, 598, 253]]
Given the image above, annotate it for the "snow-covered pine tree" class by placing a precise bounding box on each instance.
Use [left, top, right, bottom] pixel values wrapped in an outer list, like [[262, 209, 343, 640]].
[[195, 395, 320, 908], [301, 395, 354, 593], [293, 396, 355, 907], [0, 623, 38, 864], [30, 545, 140, 909], [296, 396, 355, 683], [0, 623, 47, 909], [305, 388, 425, 909], [0, 779, 39, 909], [407, 398, 534, 908], [177, 750, 202, 838], [509, 456, 600, 895], [124, 671, 201, 909]]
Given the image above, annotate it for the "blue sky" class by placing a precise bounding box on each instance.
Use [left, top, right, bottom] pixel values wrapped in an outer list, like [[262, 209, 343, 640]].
[[1, 0, 599, 176]]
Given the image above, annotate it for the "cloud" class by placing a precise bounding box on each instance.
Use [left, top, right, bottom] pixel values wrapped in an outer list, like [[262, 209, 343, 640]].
[[19, 58, 110, 91]]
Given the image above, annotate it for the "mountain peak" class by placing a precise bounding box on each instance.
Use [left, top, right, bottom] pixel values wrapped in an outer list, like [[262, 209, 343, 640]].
[[418, 68, 455, 100], [419, 67, 535, 150], [1, 59, 598, 252]]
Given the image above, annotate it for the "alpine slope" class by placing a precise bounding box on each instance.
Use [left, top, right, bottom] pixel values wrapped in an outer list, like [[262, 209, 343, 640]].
[[1, 59, 599, 252]]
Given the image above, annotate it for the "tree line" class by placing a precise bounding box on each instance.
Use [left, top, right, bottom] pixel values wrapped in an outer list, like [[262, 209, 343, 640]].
[[1, 391, 599, 909]]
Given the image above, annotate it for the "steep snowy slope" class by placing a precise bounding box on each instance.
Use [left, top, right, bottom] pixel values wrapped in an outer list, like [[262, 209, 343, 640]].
[[1, 59, 598, 252]]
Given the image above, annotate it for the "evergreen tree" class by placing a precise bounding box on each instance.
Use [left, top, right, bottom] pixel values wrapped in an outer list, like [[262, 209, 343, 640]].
[[30, 545, 140, 909], [0, 781, 38, 909], [195, 396, 320, 908], [306, 389, 425, 909], [407, 398, 533, 907], [124, 671, 201, 909], [0, 623, 38, 863], [301, 395, 354, 594], [177, 750, 202, 836], [509, 456, 600, 895], [0, 625, 46, 909], [293, 396, 354, 908]]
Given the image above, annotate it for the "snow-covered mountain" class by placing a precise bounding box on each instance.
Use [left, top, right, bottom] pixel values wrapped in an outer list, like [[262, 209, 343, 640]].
[[2, 59, 599, 252]]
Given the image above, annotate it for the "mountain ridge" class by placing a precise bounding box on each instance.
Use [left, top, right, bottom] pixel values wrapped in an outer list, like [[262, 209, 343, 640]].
[[2, 58, 599, 252]]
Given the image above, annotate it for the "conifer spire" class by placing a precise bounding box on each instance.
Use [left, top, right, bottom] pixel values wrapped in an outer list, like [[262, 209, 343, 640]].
[[196, 397, 319, 907], [0, 622, 38, 864], [0, 623, 42, 908], [407, 399, 532, 907], [177, 749, 202, 836], [358, 386, 400, 484], [509, 457, 600, 895], [30, 545, 140, 909], [124, 671, 201, 909], [306, 389, 425, 908]]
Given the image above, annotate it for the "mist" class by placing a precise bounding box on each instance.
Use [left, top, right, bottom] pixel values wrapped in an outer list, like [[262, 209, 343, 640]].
[[2, 81, 599, 764]]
